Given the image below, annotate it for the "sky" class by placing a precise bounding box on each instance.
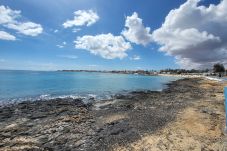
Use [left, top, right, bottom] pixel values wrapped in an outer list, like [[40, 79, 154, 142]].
[[0, 0, 226, 71]]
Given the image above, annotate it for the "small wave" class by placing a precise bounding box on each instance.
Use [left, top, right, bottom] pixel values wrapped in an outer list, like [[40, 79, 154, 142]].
[[0, 85, 173, 107], [205, 76, 223, 82], [39, 94, 51, 99], [40, 95, 85, 100], [0, 93, 115, 107], [88, 94, 97, 98]]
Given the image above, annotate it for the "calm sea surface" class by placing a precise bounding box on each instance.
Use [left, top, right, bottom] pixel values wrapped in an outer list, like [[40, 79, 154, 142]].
[[0, 70, 181, 104]]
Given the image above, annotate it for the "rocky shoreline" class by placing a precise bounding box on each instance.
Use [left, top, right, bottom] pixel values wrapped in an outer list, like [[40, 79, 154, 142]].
[[0, 78, 226, 150]]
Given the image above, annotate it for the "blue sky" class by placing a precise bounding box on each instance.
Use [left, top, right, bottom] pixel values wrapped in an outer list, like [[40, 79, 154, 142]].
[[0, 0, 225, 71]]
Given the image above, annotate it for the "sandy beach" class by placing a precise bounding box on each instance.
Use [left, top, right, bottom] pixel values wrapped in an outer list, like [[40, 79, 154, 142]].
[[0, 78, 227, 150]]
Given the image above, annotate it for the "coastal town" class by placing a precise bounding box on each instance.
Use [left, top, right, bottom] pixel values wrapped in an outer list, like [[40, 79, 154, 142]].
[[60, 63, 227, 78]]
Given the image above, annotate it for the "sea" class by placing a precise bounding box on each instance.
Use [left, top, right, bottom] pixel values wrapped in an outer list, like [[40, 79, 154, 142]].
[[0, 70, 181, 105]]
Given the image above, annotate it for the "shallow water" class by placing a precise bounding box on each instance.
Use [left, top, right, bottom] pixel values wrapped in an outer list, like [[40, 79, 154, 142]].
[[0, 70, 181, 103]]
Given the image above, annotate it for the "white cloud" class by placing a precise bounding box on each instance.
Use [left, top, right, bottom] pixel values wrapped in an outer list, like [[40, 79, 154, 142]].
[[130, 55, 141, 60], [152, 0, 227, 69], [63, 10, 99, 28], [0, 5, 20, 24], [58, 55, 78, 59], [122, 12, 152, 46], [74, 33, 132, 59], [0, 30, 16, 41], [56, 45, 64, 48], [72, 28, 81, 33], [0, 5, 43, 38], [6, 22, 43, 36], [54, 29, 58, 33], [56, 41, 67, 48]]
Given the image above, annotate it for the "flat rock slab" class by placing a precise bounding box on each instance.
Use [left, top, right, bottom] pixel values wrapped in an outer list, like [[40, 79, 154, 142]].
[[0, 78, 226, 150]]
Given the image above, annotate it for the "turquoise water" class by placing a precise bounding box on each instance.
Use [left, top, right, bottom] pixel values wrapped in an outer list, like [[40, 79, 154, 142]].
[[0, 70, 180, 104]]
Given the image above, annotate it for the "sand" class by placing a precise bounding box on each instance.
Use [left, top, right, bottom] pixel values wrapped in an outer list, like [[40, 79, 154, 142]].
[[0, 78, 226, 150]]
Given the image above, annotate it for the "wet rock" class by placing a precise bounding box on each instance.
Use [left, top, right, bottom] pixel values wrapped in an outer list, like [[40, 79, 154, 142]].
[[1, 78, 222, 150]]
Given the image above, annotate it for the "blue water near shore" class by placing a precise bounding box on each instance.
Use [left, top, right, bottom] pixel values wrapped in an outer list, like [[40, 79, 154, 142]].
[[0, 70, 180, 104]]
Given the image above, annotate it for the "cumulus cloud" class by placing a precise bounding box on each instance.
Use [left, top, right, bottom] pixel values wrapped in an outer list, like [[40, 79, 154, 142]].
[[6, 22, 43, 36], [122, 12, 152, 46], [0, 5, 20, 24], [74, 33, 132, 59], [130, 55, 141, 60], [152, 0, 227, 69], [0, 5, 43, 38], [0, 31, 16, 41], [63, 10, 99, 28]]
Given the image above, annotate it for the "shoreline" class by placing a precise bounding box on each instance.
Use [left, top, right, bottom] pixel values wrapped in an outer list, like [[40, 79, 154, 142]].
[[0, 76, 180, 107], [0, 78, 227, 150], [1, 71, 224, 107], [159, 73, 224, 80]]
